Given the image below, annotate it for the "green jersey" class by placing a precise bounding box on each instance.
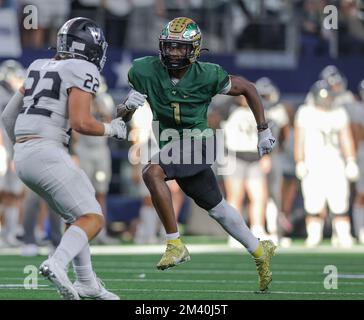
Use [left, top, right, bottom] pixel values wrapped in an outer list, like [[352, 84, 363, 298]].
[[128, 56, 230, 147]]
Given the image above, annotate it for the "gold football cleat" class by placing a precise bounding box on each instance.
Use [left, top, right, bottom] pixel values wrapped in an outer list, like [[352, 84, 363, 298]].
[[254, 240, 277, 293], [157, 242, 191, 270]]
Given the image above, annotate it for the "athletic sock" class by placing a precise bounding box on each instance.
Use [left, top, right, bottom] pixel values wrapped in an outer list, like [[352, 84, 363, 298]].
[[72, 244, 98, 287], [251, 242, 264, 258], [51, 225, 89, 270], [4, 206, 19, 239], [135, 206, 159, 243], [306, 218, 323, 241], [208, 199, 259, 254], [165, 231, 180, 241], [352, 205, 364, 238]]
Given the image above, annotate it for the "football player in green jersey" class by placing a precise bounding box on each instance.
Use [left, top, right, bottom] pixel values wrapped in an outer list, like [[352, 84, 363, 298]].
[[118, 17, 277, 292]]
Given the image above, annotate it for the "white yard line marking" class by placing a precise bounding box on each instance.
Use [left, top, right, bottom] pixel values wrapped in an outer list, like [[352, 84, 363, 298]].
[[0, 284, 48, 288], [338, 274, 364, 279], [0, 286, 362, 296], [1, 244, 364, 255], [98, 288, 364, 296], [1, 277, 363, 286]]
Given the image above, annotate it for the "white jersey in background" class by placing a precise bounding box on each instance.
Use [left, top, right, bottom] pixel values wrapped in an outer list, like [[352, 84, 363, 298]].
[[15, 58, 100, 145], [223, 106, 258, 154], [295, 104, 349, 168], [266, 103, 289, 145]]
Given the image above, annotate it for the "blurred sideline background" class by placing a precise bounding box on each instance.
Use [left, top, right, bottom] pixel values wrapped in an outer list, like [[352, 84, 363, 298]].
[[0, 0, 364, 254]]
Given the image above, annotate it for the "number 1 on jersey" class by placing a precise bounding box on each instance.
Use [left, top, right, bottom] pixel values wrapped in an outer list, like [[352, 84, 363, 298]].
[[171, 102, 181, 125]]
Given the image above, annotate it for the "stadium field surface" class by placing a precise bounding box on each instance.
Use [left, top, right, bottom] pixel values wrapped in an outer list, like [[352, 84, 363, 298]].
[[0, 241, 363, 300]]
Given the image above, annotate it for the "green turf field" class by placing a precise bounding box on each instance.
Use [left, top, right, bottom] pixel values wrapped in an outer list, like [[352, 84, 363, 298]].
[[0, 248, 363, 300]]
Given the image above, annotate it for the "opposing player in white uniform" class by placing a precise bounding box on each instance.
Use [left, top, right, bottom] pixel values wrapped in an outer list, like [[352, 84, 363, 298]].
[[295, 80, 359, 247], [73, 76, 116, 244], [255, 77, 289, 244], [1, 17, 127, 300], [223, 95, 271, 244], [0, 60, 26, 247], [352, 80, 364, 244]]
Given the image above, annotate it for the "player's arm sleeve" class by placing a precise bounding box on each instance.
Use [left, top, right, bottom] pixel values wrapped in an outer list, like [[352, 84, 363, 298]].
[[213, 65, 231, 96], [63, 60, 101, 95], [0, 91, 24, 144]]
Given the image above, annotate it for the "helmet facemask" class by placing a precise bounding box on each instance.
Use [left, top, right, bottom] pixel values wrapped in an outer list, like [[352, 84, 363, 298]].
[[159, 41, 196, 70]]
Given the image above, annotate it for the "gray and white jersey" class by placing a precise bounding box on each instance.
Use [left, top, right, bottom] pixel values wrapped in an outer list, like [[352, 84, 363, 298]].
[[15, 58, 100, 145]]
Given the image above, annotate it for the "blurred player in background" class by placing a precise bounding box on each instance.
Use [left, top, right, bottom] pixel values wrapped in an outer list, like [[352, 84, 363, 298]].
[[255, 77, 290, 245], [21, 189, 62, 256], [118, 17, 277, 292], [2, 17, 123, 300], [279, 103, 297, 238], [0, 60, 26, 247], [319, 66, 356, 106], [73, 76, 117, 245], [223, 95, 271, 246], [352, 80, 364, 244], [295, 80, 359, 248]]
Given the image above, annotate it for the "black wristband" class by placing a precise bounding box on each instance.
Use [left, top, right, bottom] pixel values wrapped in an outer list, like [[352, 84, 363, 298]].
[[257, 122, 268, 131]]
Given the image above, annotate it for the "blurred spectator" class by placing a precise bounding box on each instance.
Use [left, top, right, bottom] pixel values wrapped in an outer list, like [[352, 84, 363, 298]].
[[104, 0, 133, 48], [20, 0, 71, 48], [339, 0, 364, 54], [234, 0, 287, 50], [301, 0, 325, 36], [70, 0, 102, 22], [0, 0, 16, 9]]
